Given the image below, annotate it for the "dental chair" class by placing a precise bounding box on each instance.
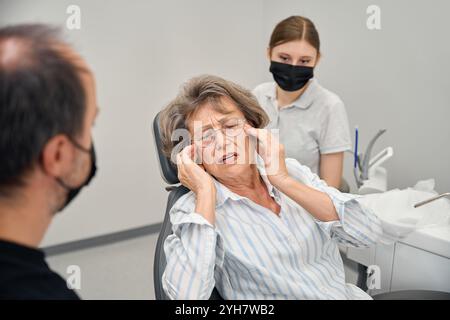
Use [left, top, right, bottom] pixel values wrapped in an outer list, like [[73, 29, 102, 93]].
[[152, 112, 449, 301]]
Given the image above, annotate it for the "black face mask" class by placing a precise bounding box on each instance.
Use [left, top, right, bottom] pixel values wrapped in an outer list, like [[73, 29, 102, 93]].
[[269, 61, 314, 92], [56, 139, 97, 211]]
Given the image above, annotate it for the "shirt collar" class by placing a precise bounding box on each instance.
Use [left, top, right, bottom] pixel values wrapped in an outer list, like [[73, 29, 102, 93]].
[[213, 155, 281, 208], [265, 78, 318, 110]]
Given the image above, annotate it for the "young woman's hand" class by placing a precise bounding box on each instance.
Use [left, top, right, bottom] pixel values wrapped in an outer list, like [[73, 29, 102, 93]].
[[244, 124, 290, 188]]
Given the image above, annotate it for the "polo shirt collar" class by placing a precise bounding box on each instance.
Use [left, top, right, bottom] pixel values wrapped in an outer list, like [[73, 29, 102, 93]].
[[265, 78, 318, 110]]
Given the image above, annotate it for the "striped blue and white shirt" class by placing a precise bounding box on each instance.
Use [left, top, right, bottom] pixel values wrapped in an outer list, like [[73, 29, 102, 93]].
[[162, 158, 383, 300]]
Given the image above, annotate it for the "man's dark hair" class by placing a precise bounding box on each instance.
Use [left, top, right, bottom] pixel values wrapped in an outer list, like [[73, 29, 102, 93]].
[[0, 24, 87, 196]]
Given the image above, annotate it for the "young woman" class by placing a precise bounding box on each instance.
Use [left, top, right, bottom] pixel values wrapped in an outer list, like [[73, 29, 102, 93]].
[[253, 16, 351, 190]]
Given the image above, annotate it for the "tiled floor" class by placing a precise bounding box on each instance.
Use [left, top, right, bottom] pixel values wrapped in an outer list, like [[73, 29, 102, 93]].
[[47, 233, 159, 300]]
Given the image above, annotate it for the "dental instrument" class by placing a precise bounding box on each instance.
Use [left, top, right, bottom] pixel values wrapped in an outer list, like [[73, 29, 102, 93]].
[[414, 192, 450, 208]]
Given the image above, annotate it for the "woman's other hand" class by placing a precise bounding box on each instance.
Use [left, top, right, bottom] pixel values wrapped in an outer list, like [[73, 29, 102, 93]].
[[244, 124, 290, 188]]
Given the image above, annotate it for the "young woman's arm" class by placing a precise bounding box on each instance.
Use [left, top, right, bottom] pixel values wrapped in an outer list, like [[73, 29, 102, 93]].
[[319, 152, 344, 189]]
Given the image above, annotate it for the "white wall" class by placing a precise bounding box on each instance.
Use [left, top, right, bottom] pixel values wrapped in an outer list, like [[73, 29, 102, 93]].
[[1, 0, 449, 246]]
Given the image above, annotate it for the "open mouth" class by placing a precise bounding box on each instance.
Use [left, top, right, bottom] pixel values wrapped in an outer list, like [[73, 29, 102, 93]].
[[220, 152, 238, 164]]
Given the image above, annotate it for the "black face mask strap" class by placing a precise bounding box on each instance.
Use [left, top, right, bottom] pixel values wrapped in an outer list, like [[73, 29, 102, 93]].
[[55, 138, 92, 191], [69, 137, 91, 154]]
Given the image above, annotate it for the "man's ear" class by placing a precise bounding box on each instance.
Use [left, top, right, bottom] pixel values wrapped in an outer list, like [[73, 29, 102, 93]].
[[41, 135, 74, 178]]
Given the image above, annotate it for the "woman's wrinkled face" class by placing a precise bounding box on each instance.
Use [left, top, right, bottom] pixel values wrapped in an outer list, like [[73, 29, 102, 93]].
[[187, 97, 255, 180]]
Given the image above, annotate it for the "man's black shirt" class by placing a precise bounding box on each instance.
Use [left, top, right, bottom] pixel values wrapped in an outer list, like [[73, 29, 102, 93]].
[[0, 239, 80, 300]]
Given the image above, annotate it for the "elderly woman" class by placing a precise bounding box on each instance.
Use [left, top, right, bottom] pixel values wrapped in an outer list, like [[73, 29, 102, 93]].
[[158, 75, 383, 300]]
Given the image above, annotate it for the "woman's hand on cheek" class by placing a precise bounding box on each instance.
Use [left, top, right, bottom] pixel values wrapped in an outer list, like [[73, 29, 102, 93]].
[[176, 144, 216, 196], [244, 124, 290, 188]]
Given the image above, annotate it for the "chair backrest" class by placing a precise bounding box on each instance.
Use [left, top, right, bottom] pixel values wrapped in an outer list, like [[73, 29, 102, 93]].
[[152, 113, 179, 185], [153, 184, 189, 300], [152, 112, 223, 300]]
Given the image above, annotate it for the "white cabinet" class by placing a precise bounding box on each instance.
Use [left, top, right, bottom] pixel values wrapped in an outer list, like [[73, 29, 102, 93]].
[[391, 242, 450, 292], [343, 226, 450, 294]]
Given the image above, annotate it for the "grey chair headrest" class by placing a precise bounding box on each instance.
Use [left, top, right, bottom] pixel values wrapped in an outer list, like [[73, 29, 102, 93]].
[[152, 112, 179, 185]]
